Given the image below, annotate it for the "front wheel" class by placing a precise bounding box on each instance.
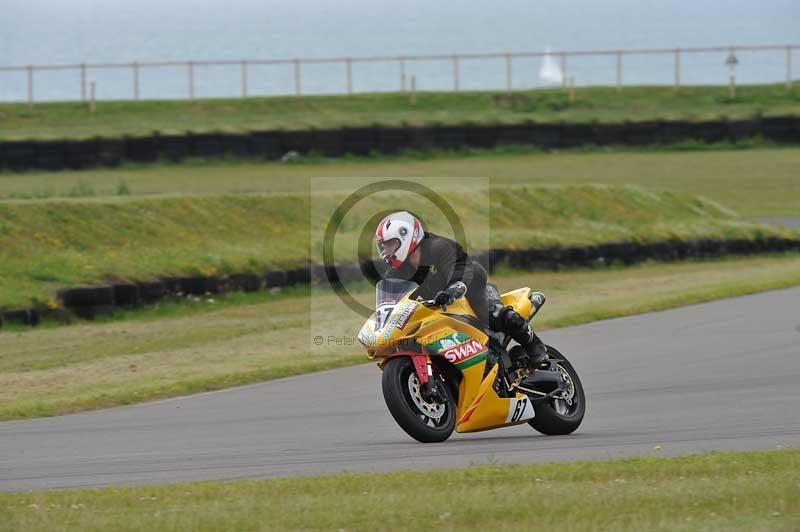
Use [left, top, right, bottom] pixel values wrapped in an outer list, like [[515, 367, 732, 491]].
[[528, 346, 586, 435], [381, 357, 456, 443]]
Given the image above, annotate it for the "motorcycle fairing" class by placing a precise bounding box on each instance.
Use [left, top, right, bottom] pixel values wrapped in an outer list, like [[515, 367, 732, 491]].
[[364, 280, 540, 433], [455, 364, 535, 433]]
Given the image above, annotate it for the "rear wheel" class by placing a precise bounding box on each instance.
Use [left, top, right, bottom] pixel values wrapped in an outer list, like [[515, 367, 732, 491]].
[[381, 357, 456, 443], [528, 346, 585, 435]]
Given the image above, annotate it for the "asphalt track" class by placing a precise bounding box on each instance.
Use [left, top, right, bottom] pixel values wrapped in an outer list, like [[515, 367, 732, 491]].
[[2, 287, 799, 492]]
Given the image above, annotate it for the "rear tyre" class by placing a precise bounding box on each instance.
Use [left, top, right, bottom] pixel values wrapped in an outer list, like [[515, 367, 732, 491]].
[[382, 357, 456, 443], [528, 346, 586, 435]]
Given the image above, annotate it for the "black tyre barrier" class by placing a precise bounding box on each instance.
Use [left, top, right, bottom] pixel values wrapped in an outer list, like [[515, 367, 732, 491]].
[[335, 263, 366, 284], [190, 133, 226, 158], [159, 276, 184, 294], [250, 131, 283, 159], [464, 124, 499, 149], [358, 259, 384, 284], [528, 123, 562, 149], [407, 126, 438, 151], [762, 116, 799, 142], [310, 264, 327, 283], [125, 136, 160, 163], [6, 237, 800, 328], [64, 139, 98, 169], [96, 138, 125, 167], [280, 130, 315, 155], [57, 285, 115, 308], [3, 117, 800, 172], [176, 276, 220, 295], [625, 121, 663, 146], [227, 273, 262, 292], [312, 129, 345, 157], [72, 305, 117, 320], [264, 269, 288, 288], [342, 127, 378, 155], [111, 283, 141, 307], [1, 141, 37, 171], [434, 126, 467, 149], [2, 309, 40, 326], [285, 267, 311, 285], [560, 123, 595, 148], [35, 140, 67, 170], [378, 127, 412, 154], [160, 134, 192, 162], [220, 134, 251, 158], [138, 281, 166, 303]]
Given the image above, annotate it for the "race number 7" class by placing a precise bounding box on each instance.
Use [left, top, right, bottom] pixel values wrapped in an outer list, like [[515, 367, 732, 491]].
[[375, 305, 395, 330]]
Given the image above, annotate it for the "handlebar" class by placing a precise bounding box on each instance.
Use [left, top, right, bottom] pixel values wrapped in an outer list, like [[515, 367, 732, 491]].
[[419, 299, 446, 310]]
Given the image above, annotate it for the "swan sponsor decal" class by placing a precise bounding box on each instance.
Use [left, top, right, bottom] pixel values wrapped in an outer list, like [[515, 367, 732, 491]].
[[425, 332, 487, 368], [443, 338, 486, 364], [426, 332, 469, 354]]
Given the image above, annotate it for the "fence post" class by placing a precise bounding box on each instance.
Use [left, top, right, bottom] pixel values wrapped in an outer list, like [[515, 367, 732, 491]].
[[616, 50, 622, 92], [346, 58, 353, 95], [242, 60, 248, 98], [294, 59, 301, 96], [400, 58, 406, 92], [410, 75, 417, 104], [727, 46, 736, 99], [674, 48, 681, 92], [26, 65, 33, 109], [452, 54, 459, 92], [80, 63, 87, 101], [133, 62, 140, 100], [188, 61, 195, 100], [560, 53, 567, 88], [787, 46, 793, 91], [505, 53, 512, 93], [89, 81, 96, 112]]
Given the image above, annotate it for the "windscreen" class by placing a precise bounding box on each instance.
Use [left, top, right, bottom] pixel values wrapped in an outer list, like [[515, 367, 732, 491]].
[[375, 279, 418, 308]]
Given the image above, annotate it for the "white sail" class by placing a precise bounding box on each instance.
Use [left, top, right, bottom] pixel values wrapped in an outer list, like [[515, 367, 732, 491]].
[[538, 46, 564, 85]]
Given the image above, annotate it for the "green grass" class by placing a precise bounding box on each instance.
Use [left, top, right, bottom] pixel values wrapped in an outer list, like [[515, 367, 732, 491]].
[[2, 147, 799, 216], [1, 253, 799, 420], [0, 184, 791, 307], [1, 84, 799, 141], [1, 450, 797, 531]]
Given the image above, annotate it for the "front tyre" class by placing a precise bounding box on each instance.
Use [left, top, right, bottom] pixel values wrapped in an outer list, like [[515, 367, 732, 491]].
[[528, 346, 586, 435], [381, 357, 455, 443]]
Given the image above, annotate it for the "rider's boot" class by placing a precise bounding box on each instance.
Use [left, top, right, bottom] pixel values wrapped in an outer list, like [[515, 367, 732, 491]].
[[524, 334, 549, 368]]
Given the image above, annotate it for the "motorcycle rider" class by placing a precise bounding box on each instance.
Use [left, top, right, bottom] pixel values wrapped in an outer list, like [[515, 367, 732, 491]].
[[375, 211, 548, 369]]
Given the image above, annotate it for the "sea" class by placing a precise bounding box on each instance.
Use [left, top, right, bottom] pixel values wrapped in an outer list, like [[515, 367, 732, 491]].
[[1, 0, 798, 102]]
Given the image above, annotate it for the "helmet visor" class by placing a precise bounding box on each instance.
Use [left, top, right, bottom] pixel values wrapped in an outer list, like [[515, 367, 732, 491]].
[[376, 238, 401, 262]]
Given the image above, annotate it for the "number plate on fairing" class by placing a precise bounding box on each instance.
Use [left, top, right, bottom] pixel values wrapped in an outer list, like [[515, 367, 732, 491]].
[[506, 396, 535, 423]]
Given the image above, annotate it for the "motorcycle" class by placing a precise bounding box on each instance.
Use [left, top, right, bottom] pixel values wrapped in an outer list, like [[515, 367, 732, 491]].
[[358, 278, 585, 442]]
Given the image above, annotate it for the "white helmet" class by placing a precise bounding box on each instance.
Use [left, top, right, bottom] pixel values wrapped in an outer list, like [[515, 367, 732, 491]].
[[375, 211, 425, 269]]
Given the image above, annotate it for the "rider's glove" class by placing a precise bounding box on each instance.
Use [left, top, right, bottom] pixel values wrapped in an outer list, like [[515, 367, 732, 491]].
[[434, 281, 467, 307]]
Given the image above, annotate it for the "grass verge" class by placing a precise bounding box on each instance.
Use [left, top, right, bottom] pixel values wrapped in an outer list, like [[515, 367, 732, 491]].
[[1, 84, 799, 141], [1, 253, 799, 420], [2, 147, 798, 216], [1, 450, 797, 531], [0, 184, 792, 307]]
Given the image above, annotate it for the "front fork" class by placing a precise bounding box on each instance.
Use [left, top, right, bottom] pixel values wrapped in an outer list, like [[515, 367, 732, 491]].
[[406, 353, 443, 402], [380, 352, 445, 402]]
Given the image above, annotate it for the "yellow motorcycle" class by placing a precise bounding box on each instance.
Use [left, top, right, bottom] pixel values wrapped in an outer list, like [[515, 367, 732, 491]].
[[358, 279, 585, 442]]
